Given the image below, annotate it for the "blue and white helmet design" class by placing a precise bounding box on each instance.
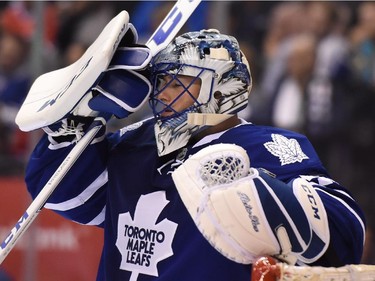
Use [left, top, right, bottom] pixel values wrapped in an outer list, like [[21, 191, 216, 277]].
[[150, 29, 252, 156]]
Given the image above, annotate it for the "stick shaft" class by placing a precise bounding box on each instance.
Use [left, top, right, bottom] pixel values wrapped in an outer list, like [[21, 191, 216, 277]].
[[146, 0, 201, 55], [0, 119, 104, 264]]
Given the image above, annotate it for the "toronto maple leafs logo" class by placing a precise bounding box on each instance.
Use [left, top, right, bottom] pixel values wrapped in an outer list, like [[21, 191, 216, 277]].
[[116, 191, 178, 280], [264, 134, 309, 165]]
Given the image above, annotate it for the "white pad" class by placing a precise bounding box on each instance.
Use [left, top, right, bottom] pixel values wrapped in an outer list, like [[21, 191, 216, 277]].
[[15, 10, 132, 131], [187, 113, 233, 126], [172, 144, 281, 264], [173, 143, 331, 265], [291, 178, 330, 263]]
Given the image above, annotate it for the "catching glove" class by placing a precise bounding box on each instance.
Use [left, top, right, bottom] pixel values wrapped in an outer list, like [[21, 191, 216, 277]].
[[172, 143, 330, 265]]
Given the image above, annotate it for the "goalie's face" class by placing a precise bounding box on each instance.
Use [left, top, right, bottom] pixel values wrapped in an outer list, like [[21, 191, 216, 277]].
[[151, 74, 202, 118], [150, 29, 252, 156]]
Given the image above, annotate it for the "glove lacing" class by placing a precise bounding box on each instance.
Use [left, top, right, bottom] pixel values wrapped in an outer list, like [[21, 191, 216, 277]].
[[43, 118, 85, 141]]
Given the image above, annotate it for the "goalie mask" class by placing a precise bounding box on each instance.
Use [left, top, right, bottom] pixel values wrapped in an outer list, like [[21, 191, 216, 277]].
[[149, 29, 252, 156]]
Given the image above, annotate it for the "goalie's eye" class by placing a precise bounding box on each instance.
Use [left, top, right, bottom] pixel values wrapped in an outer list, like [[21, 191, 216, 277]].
[[156, 76, 167, 91], [169, 80, 184, 89]]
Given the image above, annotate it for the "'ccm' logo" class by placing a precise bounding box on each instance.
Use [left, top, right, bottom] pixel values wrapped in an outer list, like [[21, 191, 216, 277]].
[[37, 57, 93, 112], [301, 183, 320, 220], [1, 212, 29, 249]]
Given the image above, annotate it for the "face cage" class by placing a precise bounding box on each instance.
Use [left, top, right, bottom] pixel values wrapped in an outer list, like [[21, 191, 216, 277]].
[[149, 63, 216, 122]]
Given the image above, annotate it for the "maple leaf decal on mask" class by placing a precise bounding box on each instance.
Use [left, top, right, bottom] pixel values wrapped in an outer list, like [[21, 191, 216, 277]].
[[116, 191, 178, 280], [264, 134, 309, 165]]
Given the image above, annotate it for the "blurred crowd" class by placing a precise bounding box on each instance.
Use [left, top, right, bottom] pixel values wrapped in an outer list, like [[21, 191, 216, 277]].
[[0, 0, 374, 265]]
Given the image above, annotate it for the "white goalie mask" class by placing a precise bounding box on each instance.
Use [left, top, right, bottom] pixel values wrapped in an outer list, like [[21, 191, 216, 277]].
[[149, 29, 252, 156]]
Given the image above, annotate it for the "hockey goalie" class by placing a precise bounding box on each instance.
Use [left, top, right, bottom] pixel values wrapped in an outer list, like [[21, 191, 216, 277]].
[[13, 8, 365, 281]]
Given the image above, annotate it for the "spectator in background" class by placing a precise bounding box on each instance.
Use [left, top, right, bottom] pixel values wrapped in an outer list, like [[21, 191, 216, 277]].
[[0, 1, 62, 172], [0, 32, 31, 174], [349, 1, 375, 86], [0, 32, 30, 108], [271, 34, 317, 132], [0, 1, 58, 46], [0, 1, 59, 72], [304, 1, 351, 80], [228, 1, 271, 56], [258, 2, 351, 126], [258, 2, 306, 125], [55, 1, 115, 64]]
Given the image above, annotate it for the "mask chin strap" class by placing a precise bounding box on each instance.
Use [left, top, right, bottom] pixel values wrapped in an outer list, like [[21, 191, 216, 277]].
[[187, 113, 233, 126]]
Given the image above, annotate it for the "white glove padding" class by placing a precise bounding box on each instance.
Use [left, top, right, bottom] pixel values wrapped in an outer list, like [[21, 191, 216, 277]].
[[172, 143, 330, 264], [15, 10, 139, 131]]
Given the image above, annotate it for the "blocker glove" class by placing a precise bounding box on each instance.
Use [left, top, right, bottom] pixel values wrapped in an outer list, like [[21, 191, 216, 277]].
[[88, 45, 152, 119], [16, 11, 152, 135], [43, 43, 152, 147]]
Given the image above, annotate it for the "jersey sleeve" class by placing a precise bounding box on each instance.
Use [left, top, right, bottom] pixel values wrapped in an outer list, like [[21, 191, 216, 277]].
[[25, 133, 110, 227], [301, 175, 366, 265]]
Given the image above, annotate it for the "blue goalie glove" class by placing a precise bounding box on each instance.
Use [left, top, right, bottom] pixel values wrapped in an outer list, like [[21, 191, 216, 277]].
[[172, 143, 330, 265], [89, 45, 152, 119]]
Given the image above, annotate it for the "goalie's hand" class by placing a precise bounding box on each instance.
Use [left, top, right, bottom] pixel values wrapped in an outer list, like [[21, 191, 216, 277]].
[[88, 45, 152, 119], [172, 143, 330, 265], [42, 31, 152, 147]]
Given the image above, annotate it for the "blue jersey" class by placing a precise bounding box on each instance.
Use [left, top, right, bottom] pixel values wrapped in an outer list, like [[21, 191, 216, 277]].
[[25, 119, 366, 281]]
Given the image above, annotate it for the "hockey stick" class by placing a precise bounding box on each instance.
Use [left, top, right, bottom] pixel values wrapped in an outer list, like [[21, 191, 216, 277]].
[[0, 117, 105, 263], [0, 0, 201, 264]]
